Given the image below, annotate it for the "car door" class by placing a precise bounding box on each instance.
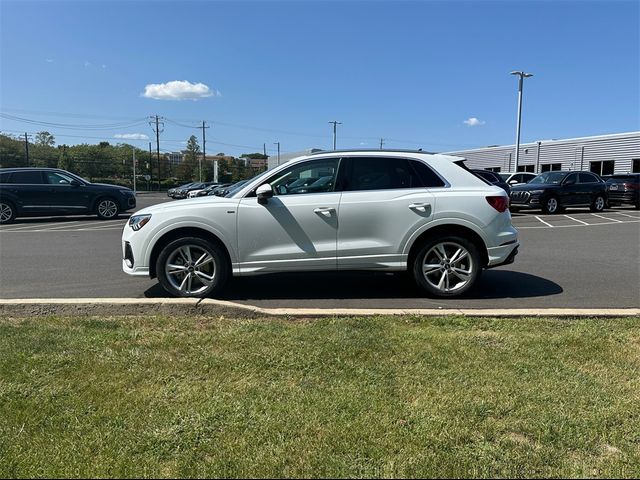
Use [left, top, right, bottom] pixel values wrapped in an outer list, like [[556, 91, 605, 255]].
[[236, 157, 342, 273], [43, 171, 91, 212], [5, 170, 50, 213], [578, 172, 603, 205], [337, 156, 438, 269], [560, 173, 579, 206]]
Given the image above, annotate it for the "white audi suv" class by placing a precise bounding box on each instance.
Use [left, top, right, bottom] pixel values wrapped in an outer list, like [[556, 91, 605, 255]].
[[122, 150, 519, 298]]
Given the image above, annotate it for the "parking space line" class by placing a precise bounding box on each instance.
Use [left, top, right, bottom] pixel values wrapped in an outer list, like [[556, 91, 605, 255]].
[[591, 213, 623, 223], [534, 216, 554, 227], [563, 215, 589, 225], [608, 211, 640, 219]]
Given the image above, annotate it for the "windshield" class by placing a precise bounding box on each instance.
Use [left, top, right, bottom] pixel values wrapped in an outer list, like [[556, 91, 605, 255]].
[[529, 172, 567, 185]]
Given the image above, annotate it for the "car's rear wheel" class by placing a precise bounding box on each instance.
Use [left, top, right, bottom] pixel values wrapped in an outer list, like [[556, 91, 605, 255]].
[[590, 194, 606, 212], [412, 235, 481, 297], [96, 197, 119, 219], [542, 195, 560, 214], [0, 200, 16, 224], [156, 237, 229, 297]]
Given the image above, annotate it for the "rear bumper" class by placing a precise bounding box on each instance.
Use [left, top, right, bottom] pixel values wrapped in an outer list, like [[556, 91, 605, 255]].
[[486, 242, 519, 269]]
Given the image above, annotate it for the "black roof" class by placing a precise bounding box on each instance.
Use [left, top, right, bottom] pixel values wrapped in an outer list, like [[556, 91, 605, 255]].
[[309, 149, 439, 156]]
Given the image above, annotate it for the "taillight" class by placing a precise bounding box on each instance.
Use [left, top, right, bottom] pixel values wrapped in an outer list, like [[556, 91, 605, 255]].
[[486, 195, 509, 213]]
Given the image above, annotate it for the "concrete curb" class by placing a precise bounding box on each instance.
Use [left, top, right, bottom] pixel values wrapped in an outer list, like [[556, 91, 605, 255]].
[[0, 299, 638, 318]]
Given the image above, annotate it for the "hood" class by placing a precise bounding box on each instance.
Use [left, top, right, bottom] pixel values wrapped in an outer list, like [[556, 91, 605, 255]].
[[135, 194, 237, 215], [90, 182, 131, 191], [511, 183, 555, 192]]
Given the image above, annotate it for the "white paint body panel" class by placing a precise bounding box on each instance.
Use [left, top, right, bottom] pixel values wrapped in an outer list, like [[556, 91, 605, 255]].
[[122, 151, 519, 279]]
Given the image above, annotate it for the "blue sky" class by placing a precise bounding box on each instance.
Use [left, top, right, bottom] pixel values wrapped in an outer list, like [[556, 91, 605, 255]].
[[1, 0, 638, 156]]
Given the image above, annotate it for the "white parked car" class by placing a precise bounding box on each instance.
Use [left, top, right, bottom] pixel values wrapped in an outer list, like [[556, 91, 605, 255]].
[[122, 150, 519, 298], [187, 189, 204, 198]]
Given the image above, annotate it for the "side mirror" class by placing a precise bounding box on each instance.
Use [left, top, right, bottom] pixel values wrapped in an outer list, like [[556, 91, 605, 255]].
[[509, 179, 519, 185], [256, 183, 274, 205]]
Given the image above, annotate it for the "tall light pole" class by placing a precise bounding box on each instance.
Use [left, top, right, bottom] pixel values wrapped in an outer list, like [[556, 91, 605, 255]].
[[328, 120, 342, 150], [274, 142, 280, 165], [510, 71, 533, 172]]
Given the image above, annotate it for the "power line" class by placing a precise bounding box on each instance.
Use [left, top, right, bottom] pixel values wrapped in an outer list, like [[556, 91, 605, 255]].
[[0, 113, 147, 130]]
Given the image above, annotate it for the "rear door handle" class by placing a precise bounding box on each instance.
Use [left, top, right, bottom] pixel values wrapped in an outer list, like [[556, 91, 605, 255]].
[[409, 203, 430, 212], [314, 207, 335, 216]]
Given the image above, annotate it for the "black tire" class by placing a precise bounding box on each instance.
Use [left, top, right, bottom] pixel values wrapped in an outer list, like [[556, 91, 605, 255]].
[[590, 194, 606, 212], [0, 200, 17, 224], [96, 197, 120, 220], [156, 237, 229, 298], [542, 195, 560, 214], [412, 235, 482, 298]]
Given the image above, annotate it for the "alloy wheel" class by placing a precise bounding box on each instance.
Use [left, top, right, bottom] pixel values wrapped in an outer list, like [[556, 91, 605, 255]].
[[0, 203, 13, 223], [422, 241, 475, 294], [98, 199, 118, 218], [546, 197, 558, 214], [164, 244, 217, 295]]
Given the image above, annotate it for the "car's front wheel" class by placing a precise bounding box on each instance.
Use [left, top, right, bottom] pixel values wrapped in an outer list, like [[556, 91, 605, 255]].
[[412, 235, 481, 297], [542, 195, 560, 214], [96, 197, 119, 219], [156, 237, 229, 297]]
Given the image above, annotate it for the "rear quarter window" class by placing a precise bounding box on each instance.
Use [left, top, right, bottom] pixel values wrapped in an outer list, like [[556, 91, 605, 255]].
[[6, 171, 44, 184]]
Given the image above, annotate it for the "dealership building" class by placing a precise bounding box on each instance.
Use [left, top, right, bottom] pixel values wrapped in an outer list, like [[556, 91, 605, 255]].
[[444, 131, 639, 176], [267, 132, 639, 176]]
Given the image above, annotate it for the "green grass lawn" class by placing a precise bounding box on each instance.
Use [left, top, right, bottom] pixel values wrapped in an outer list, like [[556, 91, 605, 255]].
[[1, 315, 639, 478]]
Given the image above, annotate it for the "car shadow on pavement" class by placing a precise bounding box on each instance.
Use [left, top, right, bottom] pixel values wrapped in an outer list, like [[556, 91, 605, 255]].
[[143, 270, 562, 300], [5, 214, 131, 225]]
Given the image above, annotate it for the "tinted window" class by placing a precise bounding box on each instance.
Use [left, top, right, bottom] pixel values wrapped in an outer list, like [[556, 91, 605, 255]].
[[473, 170, 499, 183], [564, 173, 578, 185], [8, 171, 44, 184], [268, 158, 339, 195], [578, 173, 599, 184], [530, 172, 567, 184], [410, 160, 445, 187], [346, 157, 423, 191], [0, 172, 11, 183], [45, 171, 75, 184]]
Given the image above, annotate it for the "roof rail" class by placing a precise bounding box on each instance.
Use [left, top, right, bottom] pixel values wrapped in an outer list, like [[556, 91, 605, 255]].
[[308, 148, 438, 156]]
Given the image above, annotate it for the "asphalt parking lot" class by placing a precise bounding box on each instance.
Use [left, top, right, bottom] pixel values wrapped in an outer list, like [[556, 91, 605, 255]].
[[0, 193, 638, 309]]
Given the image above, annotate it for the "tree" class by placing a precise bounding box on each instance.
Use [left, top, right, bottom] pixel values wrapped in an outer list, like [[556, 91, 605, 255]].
[[35, 131, 55, 147]]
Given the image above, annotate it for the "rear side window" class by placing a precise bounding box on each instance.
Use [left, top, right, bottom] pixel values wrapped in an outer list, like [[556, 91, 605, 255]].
[[409, 160, 446, 187], [345, 157, 424, 191], [6, 171, 44, 184], [0, 172, 11, 183], [579, 173, 600, 183]]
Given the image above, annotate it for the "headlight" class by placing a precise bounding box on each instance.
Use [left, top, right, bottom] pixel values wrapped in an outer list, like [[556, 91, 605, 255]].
[[119, 189, 133, 196], [529, 190, 544, 195], [129, 214, 152, 231]]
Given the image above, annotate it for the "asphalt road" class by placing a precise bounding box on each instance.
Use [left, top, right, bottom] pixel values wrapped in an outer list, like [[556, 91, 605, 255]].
[[1, 193, 639, 309]]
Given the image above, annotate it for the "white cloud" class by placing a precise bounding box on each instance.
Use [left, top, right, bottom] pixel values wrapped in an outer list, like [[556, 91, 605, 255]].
[[114, 133, 149, 140], [464, 117, 486, 127], [84, 61, 91, 68], [45, 58, 54, 63], [142, 80, 218, 101]]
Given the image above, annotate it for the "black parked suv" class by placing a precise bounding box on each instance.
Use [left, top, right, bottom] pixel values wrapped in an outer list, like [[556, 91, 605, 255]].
[[509, 171, 607, 214], [605, 174, 640, 209], [0, 167, 136, 224]]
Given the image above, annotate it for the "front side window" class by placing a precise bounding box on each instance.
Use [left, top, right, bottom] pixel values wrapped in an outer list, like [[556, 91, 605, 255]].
[[530, 172, 567, 185], [267, 158, 339, 195], [46, 171, 75, 184], [345, 157, 423, 191]]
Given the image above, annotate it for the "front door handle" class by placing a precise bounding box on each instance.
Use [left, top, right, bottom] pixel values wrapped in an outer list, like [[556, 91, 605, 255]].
[[409, 203, 431, 212], [314, 207, 335, 217]]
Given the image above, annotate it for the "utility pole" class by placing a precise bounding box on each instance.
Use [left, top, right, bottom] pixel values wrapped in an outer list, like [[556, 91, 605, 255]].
[[149, 115, 165, 181], [274, 142, 280, 165], [379, 138, 385, 150], [263, 143, 266, 157], [200, 121, 210, 182], [328, 121, 342, 150], [24, 132, 31, 166], [132, 148, 137, 194]]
